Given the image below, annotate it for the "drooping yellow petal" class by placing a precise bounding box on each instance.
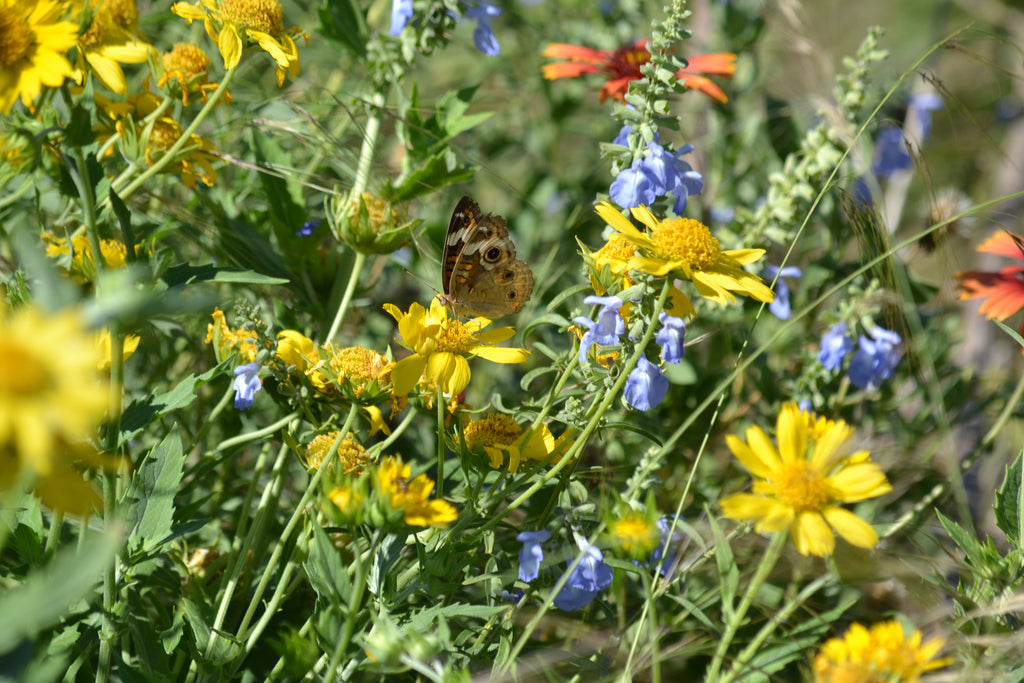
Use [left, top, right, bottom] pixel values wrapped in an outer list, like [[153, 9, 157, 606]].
[[471, 346, 530, 364], [822, 506, 879, 549], [791, 510, 835, 557], [390, 355, 427, 396], [218, 24, 243, 69], [426, 352, 470, 396]]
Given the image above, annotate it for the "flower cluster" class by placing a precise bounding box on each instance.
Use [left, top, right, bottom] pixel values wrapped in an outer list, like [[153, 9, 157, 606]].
[[461, 413, 571, 472], [390, 0, 502, 56], [325, 455, 457, 530], [817, 323, 904, 391], [610, 137, 703, 214], [813, 620, 950, 682]]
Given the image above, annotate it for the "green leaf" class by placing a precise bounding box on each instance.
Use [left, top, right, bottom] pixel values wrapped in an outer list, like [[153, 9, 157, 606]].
[[936, 509, 984, 561], [251, 129, 307, 232], [305, 524, 352, 608], [109, 187, 138, 263], [119, 362, 227, 446], [995, 450, 1024, 549], [0, 529, 121, 653], [318, 0, 367, 59], [161, 263, 290, 288], [388, 150, 476, 202], [125, 427, 186, 559], [708, 511, 738, 621]]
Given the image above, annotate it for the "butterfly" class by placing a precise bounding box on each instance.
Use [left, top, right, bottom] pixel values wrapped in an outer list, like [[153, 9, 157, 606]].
[[437, 195, 534, 318]]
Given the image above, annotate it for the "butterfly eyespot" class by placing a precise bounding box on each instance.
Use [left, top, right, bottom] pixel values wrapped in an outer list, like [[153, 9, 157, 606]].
[[506, 291, 517, 300], [484, 247, 502, 262]]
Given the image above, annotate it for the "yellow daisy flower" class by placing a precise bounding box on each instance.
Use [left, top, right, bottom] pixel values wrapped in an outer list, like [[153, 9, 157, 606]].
[[171, 0, 308, 85], [0, 305, 113, 513], [0, 0, 79, 114], [383, 298, 529, 397], [42, 231, 133, 282], [609, 510, 660, 560], [157, 42, 230, 106], [73, 0, 152, 95], [813, 620, 952, 683], [719, 403, 891, 557], [373, 456, 457, 528], [595, 201, 773, 317], [461, 413, 572, 473]]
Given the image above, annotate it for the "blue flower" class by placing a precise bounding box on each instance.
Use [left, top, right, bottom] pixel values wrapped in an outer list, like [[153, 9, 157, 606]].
[[553, 539, 614, 611], [516, 530, 550, 582], [871, 126, 911, 179], [647, 516, 683, 576], [849, 326, 903, 390], [612, 124, 632, 147], [624, 357, 668, 411], [817, 322, 854, 371], [297, 219, 320, 237], [232, 362, 262, 410], [709, 205, 735, 224], [910, 92, 943, 140], [465, 3, 501, 56], [762, 265, 802, 320], [389, 0, 413, 35], [610, 159, 657, 208], [574, 295, 625, 363], [852, 176, 873, 207], [655, 312, 686, 364]]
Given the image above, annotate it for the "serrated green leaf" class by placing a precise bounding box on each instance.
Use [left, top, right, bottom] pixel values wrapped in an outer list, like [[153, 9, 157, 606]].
[[995, 450, 1024, 549], [0, 529, 121, 653], [125, 428, 186, 558], [305, 524, 352, 608], [119, 362, 227, 445], [936, 509, 983, 562]]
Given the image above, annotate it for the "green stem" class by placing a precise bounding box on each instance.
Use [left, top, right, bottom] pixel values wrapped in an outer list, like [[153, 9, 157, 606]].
[[705, 531, 788, 683], [233, 407, 358, 644], [112, 67, 236, 202], [436, 383, 445, 496], [353, 91, 384, 195], [325, 250, 367, 342], [323, 529, 380, 680], [212, 412, 300, 453], [720, 574, 834, 683], [370, 408, 418, 454]]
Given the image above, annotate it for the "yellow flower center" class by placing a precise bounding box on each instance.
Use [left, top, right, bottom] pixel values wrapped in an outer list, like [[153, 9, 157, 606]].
[[219, 0, 283, 34], [0, 6, 32, 67], [612, 514, 657, 554], [435, 319, 473, 354], [162, 43, 211, 83], [79, 0, 139, 48], [464, 414, 521, 448], [327, 345, 391, 392], [652, 218, 721, 270], [148, 120, 179, 151], [595, 235, 638, 268], [0, 342, 49, 397], [305, 431, 369, 474], [772, 461, 831, 510]]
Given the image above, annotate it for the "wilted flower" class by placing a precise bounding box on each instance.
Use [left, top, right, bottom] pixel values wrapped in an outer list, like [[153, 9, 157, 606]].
[[74, 0, 153, 95]]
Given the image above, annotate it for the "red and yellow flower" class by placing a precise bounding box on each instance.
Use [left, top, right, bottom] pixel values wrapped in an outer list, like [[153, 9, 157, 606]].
[[542, 39, 736, 103], [956, 230, 1024, 347]]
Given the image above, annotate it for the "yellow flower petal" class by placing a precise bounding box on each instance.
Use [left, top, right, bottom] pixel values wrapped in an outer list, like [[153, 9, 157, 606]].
[[822, 506, 879, 549], [218, 24, 243, 69], [829, 463, 892, 501], [471, 346, 530, 364], [725, 433, 776, 479], [792, 510, 835, 557], [426, 352, 470, 395], [596, 202, 656, 250], [390, 355, 427, 396]]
